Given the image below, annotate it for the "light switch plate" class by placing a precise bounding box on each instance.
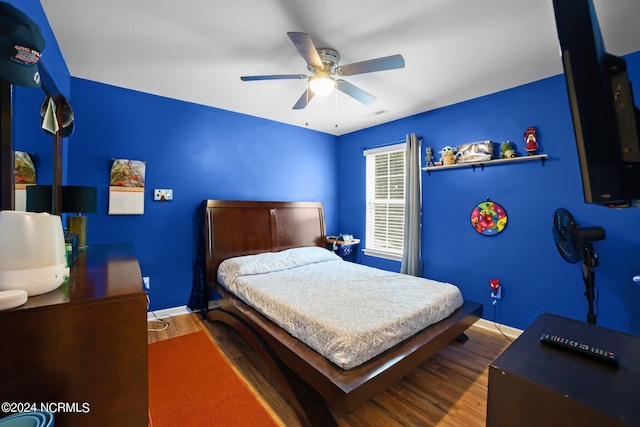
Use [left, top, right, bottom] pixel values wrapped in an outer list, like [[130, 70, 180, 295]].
[[154, 189, 173, 201]]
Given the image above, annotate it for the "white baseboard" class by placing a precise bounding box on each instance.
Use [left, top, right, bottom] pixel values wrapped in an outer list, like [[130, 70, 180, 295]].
[[147, 301, 219, 322], [472, 318, 523, 340]]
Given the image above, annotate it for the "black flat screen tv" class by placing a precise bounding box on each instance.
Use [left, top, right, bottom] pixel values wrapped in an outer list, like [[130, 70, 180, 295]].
[[553, 0, 640, 207]]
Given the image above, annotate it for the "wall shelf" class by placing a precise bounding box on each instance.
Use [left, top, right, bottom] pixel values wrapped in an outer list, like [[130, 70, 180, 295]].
[[423, 153, 548, 173]]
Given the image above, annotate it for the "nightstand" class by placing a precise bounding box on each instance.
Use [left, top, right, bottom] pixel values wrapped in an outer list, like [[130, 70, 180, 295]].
[[487, 312, 640, 426], [326, 236, 360, 262]]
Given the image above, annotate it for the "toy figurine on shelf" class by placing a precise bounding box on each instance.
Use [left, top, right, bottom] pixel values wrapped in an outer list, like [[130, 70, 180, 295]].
[[439, 146, 457, 166], [425, 147, 435, 167], [500, 141, 516, 159], [524, 126, 539, 155]]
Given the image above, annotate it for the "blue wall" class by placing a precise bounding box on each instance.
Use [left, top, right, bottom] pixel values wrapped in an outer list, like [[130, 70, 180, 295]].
[[66, 79, 338, 311], [337, 52, 640, 335]]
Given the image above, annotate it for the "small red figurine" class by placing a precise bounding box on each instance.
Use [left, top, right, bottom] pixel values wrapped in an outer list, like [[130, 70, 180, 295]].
[[524, 126, 538, 155]]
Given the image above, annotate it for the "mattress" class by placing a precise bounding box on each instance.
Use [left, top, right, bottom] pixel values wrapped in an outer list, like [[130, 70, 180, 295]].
[[217, 246, 464, 370]]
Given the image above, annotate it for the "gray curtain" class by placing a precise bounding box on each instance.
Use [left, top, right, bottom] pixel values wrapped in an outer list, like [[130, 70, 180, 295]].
[[400, 133, 422, 276]]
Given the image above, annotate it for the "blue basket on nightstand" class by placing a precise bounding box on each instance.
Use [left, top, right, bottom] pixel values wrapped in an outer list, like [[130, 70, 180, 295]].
[[326, 235, 360, 260]]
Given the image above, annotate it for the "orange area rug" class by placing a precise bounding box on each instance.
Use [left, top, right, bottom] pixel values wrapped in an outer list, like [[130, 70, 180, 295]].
[[148, 331, 280, 427]]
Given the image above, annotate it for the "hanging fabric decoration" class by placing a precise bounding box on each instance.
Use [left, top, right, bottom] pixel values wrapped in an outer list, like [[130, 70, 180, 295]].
[[470, 198, 508, 235]]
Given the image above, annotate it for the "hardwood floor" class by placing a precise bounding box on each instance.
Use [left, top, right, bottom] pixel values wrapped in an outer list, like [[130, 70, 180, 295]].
[[148, 312, 512, 427]]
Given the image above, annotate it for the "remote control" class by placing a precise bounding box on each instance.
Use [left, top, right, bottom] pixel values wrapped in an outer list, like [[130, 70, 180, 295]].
[[540, 333, 619, 367]]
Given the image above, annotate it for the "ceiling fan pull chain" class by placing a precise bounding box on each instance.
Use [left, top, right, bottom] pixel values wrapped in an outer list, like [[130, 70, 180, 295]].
[[305, 81, 309, 126], [335, 88, 339, 128]]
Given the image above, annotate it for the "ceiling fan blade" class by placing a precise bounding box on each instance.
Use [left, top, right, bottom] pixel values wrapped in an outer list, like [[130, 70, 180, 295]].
[[337, 54, 405, 76], [336, 80, 377, 105], [292, 87, 314, 110], [241, 74, 307, 81], [287, 32, 323, 68]]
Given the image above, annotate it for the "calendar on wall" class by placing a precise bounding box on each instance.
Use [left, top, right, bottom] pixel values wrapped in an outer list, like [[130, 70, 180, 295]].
[[108, 159, 146, 215]]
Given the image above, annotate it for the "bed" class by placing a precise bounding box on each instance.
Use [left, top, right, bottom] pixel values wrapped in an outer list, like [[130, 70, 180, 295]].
[[191, 200, 482, 427]]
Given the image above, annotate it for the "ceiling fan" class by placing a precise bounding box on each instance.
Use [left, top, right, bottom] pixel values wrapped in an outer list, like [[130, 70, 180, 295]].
[[240, 32, 405, 109]]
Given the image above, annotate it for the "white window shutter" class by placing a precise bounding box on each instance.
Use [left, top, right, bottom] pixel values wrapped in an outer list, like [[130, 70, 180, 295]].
[[364, 143, 406, 258]]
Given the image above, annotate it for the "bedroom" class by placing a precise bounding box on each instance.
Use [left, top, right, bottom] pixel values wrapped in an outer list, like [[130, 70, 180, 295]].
[[6, 0, 640, 335], [1, 0, 640, 424]]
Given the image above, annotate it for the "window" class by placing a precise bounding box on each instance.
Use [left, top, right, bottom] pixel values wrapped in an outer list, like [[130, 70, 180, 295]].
[[363, 143, 406, 260]]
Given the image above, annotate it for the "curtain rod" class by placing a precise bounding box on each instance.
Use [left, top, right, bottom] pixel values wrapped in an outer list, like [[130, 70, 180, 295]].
[[362, 135, 423, 152]]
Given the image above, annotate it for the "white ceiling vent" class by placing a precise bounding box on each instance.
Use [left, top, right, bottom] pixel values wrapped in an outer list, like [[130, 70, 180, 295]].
[[363, 109, 389, 118]]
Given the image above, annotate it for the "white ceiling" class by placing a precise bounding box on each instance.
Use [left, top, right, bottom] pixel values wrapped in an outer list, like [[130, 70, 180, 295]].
[[39, 0, 640, 136]]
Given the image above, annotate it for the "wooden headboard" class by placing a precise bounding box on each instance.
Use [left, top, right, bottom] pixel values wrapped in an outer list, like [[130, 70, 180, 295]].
[[203, 200, 326, 286]]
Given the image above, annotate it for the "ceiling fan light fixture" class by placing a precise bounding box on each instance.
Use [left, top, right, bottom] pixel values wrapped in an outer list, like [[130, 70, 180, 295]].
[[240, 32, 405, 110], [309, 76, 335, 96]]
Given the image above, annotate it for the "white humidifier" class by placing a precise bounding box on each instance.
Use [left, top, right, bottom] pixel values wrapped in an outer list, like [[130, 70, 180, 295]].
[[0, 210, 68, 297]]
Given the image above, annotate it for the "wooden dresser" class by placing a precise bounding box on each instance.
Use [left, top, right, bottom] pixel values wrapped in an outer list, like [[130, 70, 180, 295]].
[[0, 244, 148, 426]]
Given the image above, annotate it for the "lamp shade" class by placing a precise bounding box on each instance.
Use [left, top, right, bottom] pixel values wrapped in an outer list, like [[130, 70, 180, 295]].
[[26, 185, 97, 214], [26, 185, 54, 213], [62, 186, 97, 214]]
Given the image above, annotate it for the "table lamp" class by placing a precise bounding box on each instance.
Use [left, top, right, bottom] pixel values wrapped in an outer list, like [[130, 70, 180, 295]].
[[26, 185, 97, 249], [25, 185, 54, 213], [62, 186, 97, 249]]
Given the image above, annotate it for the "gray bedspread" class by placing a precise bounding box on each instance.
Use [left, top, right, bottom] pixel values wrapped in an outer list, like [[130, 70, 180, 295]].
[[217, 246, 464, 369]]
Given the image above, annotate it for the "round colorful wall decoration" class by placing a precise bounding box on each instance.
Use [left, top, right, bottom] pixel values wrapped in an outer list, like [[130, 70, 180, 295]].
[[470, 199, 508, 235]]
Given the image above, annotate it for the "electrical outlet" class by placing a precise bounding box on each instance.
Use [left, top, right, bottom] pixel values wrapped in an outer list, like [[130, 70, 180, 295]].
[[154, 189, 173, 201], [491, 287, 501, 300], [143, 276, 150, 290]]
